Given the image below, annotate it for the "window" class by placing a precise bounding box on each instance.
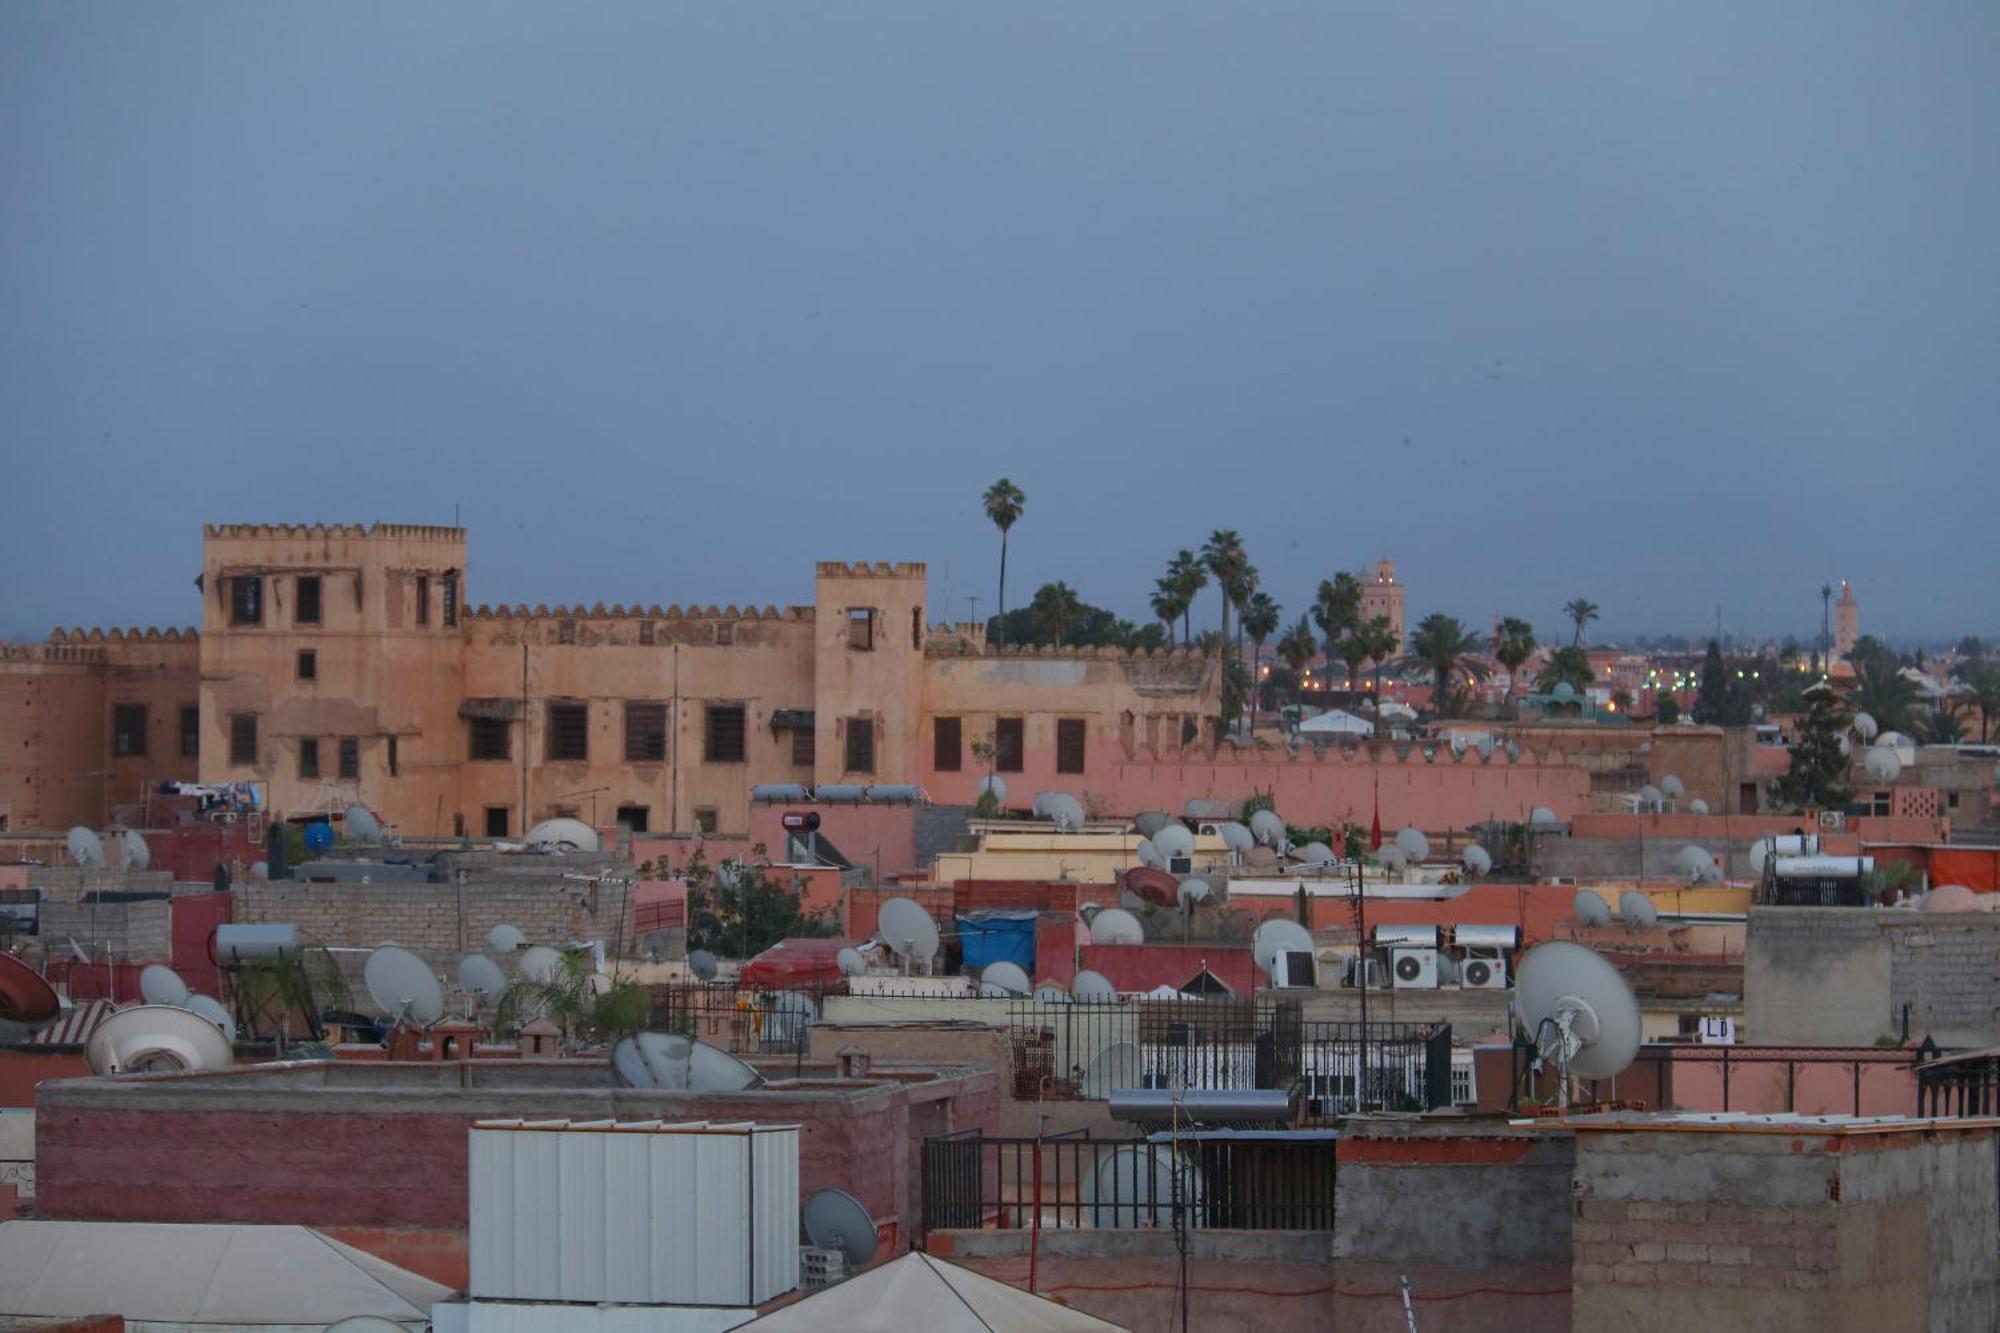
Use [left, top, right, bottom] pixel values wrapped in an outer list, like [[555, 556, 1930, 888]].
[[442, 572, 458, 628], [295, 575, 322, 625], [624, 702, 668, 762], [547, 702, 589, 762], [452, 813, 465, 837], [415, 575, 430, 626], [558, 619, 577, 645], [388, 735, 399, 776], [792, 727, 815, 767], [934, 717, 962, 771], [694, 806, 719, 834], [230, 576, 262, 626], [913, 606, 924, 650], [179, 705, 200, 759], [112, 704, 147, 757], [849, 607, 874, 651], [705, 704, 747, 763], [638, 620, 655, 646], [229, 713, 258, 765], [299, 737, 320, 779], [1181, 717, 1200, 746], [716, 621, 734, 645], [615, 804, 650, 833], [485, 806, 511, 837], [338, 736, 359, 780], [1057, 718, 1087, 774], [297, 649, 317, 682], [469, 718, 511, 761], [995, 717, 1025, 772], [846, 718, 875, 774]]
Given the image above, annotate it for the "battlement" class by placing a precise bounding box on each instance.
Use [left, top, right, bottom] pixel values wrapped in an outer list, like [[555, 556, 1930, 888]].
[[814, 561, 927, 580], [204, 522, 466, 542], [927, 640, 1209, 664], [466, 603, 812, 622], [46, 626, 199, 644]]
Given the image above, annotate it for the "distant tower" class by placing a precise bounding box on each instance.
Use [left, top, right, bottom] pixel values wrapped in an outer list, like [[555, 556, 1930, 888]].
[[1358, 559, 1406, 655], [1834, 581, 1860, 660]]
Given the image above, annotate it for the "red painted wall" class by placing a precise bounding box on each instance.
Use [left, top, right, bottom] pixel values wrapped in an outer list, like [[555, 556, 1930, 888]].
[[1078, 944, 1257, 997], [0, 1050, 90, 1109]]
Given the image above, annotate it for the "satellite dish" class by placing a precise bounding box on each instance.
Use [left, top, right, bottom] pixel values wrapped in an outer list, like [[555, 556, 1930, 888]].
[[1477, 735, 1497, 759], [139, 964, 190, 1008], [1528, 806, 1560, 828], [1853, 711, 1879, 741], [303, 821, 335, 853], [1082, 1145, 1201, 1228], [1072, 970, 1117, 1003], [1215, 821, 1255, 853], [86, 1005, 234, 1075], [877, 898, 941, 964], [1619, 891, 1659, 929], [1176, 876, 1213, 908], [763, 990, 817, 1046], [1089, 908, 1144, 946], [516, 945, 564, 984], [1252, 918, 1314, 973], [1050, 800, 1085, 833], [1572, 889, 1612, 926], [1133, 811, 1170, 837], [1512, 941, 1643, 1103], [457, 953, 507, 1001], [0, 955, 61, 1031], [325, 1319, 411, 1333], [1031, 792, 1054, 818], [1634, 785, 1664, 813], [643, 932, 670, 963], [1463, 845, 1493, 876], [1032, 983, 1070, 1003], [1079, 1040, 1143, 1098], [1078, 901, 1102, 922], [1295, 841, 1336, 867], [1923, 884, 1979, 914], [803, 1188, 880, 1269], [1449, 734, 1469, 756], [185, 993, 238, 1042], [1659, 775, 1685, 801], [365, 946, 446, 1026], [523, 817, 600, 853], [488, 923, 526, 954], [66, 827, 105, 869], [1123, 866, 1178, 906], [612, 1031, 765, 1091], [250, 861, 270, 881], [688, 949, 720, 982], [1394, 827, 1429, 861], [1153, 823, 1196, 859], [1676, 845, 1716, 878], [1863, 746, 1902, 781], [980, 961, 1031, 996], [123, 830, 151, 871], [977, 774, 1008, 803], [1248, 810, 1286, 848], [1135, 838, 1166, 869], [345, 804, 384, 842], [1377, 846, 1409, 874], [836, 946, 866, 977], [1688, 798, 1709, 816]]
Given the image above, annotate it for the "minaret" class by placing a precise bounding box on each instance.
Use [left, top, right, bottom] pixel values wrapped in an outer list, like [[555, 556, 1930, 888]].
[[1834, 581, 1860, 660]]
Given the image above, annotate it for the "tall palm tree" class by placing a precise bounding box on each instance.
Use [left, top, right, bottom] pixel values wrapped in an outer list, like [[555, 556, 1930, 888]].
[[1311, 573, 1363, 642], [1563, 597, 1599, 647], [1854, 657, 1920, 735], [1030, 581, 1083, 645], [1356, 615, 1398, 699], [982, 478, 1025, 645], [1537, 645, 1593, 694], [1406, 614, 1486, 717], [1242, 590, 1280, 723], [1494, 617, 1537, 695], [1165, 549, 1207, 646], [1149, 578, 1186, 645], [1201, 530, 1248, 648], [1278, 615, 1317, 708], [1966, 668, 2000, 743]]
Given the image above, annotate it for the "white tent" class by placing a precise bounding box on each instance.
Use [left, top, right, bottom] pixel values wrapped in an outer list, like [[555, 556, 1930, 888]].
[[0, 1220, 449, 1330], [743, 1250, 1128, 1331], [1297, 708, 1374, 737]]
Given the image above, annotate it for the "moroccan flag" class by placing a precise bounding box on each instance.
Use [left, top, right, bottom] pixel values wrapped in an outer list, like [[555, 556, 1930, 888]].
[[1369, 784, 1383, 851]]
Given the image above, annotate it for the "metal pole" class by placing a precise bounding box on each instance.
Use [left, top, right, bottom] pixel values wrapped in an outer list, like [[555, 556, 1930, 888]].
[[1354, 858, 1369, 1111]]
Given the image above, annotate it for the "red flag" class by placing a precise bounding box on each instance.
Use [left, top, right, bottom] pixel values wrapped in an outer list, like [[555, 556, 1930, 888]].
[[1369, 777, 1383, 851]]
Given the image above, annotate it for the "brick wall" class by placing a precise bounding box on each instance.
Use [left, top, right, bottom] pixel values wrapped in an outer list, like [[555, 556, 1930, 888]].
[[39, 899, 171, 961], [1749, 907, 2000, 1047], [235, 878, 634, 968]]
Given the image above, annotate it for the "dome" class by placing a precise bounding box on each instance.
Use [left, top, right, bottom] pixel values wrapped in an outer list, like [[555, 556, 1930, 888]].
[[1550, 682, 1578, 700]]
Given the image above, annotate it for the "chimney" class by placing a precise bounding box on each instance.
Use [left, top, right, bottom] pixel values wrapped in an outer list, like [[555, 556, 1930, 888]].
[[836, 1043, 872, 1080]]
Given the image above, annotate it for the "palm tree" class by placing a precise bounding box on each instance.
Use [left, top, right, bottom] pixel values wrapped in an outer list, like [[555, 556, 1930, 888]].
[[1278, 616, 1318, 708], [1227, 563, 1261, 662], [1242, 590, 1280, 723], [1201, 530, 1248, 648], [1563, 597, 1599, 647], [1854, 657, 1920, 735], [1494, 617, 1537, 695], [1408, 614, 1486, 717], [1311, 573, 1362, 642], [1356, 615, 1398, 700], [1921, 708, 1965, 745], [1149, 578, 1186, 645], [982, 478, 1025, 644], [1030, 581, 1083, 645], [1165, 549, 1207, 646], [1537, 645, 1594, 694], [1966, 667, 2000, 743]]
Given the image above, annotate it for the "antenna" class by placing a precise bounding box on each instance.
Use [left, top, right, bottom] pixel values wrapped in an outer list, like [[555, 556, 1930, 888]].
[[1294, 841, 1335, 867], [1079, 1040, 1143, 1098], [85, 1005, 234, 1075], [762, 990, 817, 1048], [1123, 866, 1178, 906], [1512, 940, 1642, 1113], [643, 932, 670, 964], [1528, 805, 1559, 828], [979, 961, 1031, 997], [1659, 775, 1685, 802], [1863, 746, 1902, 781], [488, 923, 526, 954], [1252, 919, 1314, 974], [123, 830, 151, 871], [345, 804, 384, 842], [687, 949, 720, 982], [457, 953, 507, 1004], [1071, 970, 1117, 1003], [876, 898, 941, 972], [1853, 711, 1879, 741], [1176, 876, 1212, 908], [836, 946, 866, 978], [1135, 838, 1166, 869], [1133, 811, 1170, 837], [1635, 785, 1664, 813], [1032, 982, 1070, 1003], [65, 827, 105, 869], [1151, 824, 1196, 861], [1089, 908, 1144, 946], [1688, 798, 1710, 816], [1677, 845, 1721, 886], [1572, 889, 1613, 925], [977, 774, 1008, 804], [803, 1188, 880, 1271], [324, 1318, 412, 1333], [1215, 821, 1254, 854], [304, 820, 335, 854], [1618, 891, 1660, 929], [364, 945, 446, 1027]]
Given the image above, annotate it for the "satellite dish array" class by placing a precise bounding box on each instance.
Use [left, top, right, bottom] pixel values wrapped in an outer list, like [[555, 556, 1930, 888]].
[[1511, 940, 1642, 1113], [67, 825, 155, 871]]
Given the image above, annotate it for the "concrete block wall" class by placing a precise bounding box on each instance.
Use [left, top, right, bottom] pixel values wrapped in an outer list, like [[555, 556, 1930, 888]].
[[912, 804, 970, 867], [1884, 918, 2000, 1048], [1749, 908, 2000, 1047], [39, 899, 171, 960], [235, 878, 635, 967]]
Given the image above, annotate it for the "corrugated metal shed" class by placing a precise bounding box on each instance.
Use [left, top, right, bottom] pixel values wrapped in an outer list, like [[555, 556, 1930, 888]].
[[469, 1119, 800, 1309]]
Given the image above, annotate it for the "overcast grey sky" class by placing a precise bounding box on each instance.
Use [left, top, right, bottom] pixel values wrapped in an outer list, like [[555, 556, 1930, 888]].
[[3, 4, 1994, 644]]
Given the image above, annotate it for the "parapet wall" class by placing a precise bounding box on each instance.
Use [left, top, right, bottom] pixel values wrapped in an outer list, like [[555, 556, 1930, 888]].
[[204, 522, 466, 542], [1747, 907, 2000, 1047]]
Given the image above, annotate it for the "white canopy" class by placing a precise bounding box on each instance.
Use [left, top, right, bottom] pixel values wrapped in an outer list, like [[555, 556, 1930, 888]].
[[1297, 708, 1374, 736], [743, 1251, 1128, 1331], [0, 1220, 449, 1330]]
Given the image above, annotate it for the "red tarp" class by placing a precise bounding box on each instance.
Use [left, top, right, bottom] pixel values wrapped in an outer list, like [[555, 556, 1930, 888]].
[[739, 937, 859, 989]]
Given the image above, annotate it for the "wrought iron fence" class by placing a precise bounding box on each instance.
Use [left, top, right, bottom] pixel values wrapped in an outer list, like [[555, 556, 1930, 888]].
[[920, 1129, 1337, 1237]]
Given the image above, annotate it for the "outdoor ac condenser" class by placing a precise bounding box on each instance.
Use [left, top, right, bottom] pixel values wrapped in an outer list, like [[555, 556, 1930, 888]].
[[1390, 946, 1439, 989]]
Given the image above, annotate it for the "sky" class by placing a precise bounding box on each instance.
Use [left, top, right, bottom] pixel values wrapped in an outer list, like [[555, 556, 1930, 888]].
[[2, 3, 1995, 646]]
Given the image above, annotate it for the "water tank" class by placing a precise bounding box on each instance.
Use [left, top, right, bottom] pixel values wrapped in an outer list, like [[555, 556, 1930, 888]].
[[213, 923, 299, 963]]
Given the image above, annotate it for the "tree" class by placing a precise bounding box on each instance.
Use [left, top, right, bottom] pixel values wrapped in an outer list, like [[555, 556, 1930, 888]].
[[1029, 581, 1084, 645], [1964, 667, 2000, 743], [1848, 635, 1897, 676], [1227, 562, 1260, 665], [1921, 708, 1965, 745], [1775, 684, 1852, 811], [1655, 692, 1682, 725], [684, 847, 837, 959], [1201, 530, 1248, 648], [1853, 656, 1920, 735], [1149, 578, 1186, 643], [982, 478, 1026, 645], [1165, 549, 1208, 646], [1242, 590, 1281, 724], [1407, 614, 1486, 717], [1312, 573, 1363, 643], [493, 949, 649, 1051], [1356, 615, 1399, 699], [1564, 597, 1600, 647], [1955, 635, 1988, 665], [1494, 617, 1537, 695], [1695, 640, 1730, 724], [1277, 616, 1318, 707], [1537, 645, 1593, 695]]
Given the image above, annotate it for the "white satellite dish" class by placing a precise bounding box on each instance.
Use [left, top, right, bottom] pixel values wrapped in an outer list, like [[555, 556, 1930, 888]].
[[1176, 876, 1212, 908], [836, 946, 866, 978], [1152, 823, 1196, 859], [1135, 839, 1165, 869], [1676, 845, 1716, 878], [325, 1318, 413, 1333], [123, 830, 151, 871], [1394, 827, 1430, 861], [66, 827, 105, 869], [1252, 918, 1315, 973], [1512, 941, 1643, 1110], [1572, 889, 1612, 926], [1659, 775, 1685, 801], [86, 1005, 234, 1075], [1863, 746, 1902, 781], [523, 817, 600, 853], [980, 961, 1031, 996], [516, 945, 564, 984], [365, 946, 446, 1026], [488, 924, 526, 954], [1133, 811, 1171, 837], [803, 1188, 880, 1270], [1081, 1144, 1202, 1228], [1635, 785, 1664, 813], [762, 991, 817, 1046], [1248, 810, 1286, 848], [1033, 983, 1070, 1004], [1463, 845, 1493, 876], [1078, 901, 1102, 922], [612, 1032, 764, 1091], [1688, 798, 1709, 816], [688, 949, 719, 982], [1619, 891, 1659, 929], [978, 774, 1008, 803], [878, 897, 941, 965], [457, 953, 507, 1001], [1071, 970, 1117, 1003], [138, 963, 189, 1008], [1528, 805, 1560, 828], [1079, 1040, 1143, 1098], [1089, 908, 1144, 946], [1378, 846, 1409, 875], [1295, 841, 1336, 867], [345, 804, 384, 842], [1853, 711, 1879, 741], [1215, 821, 1255, 853], [185, 993, 237, 1042]]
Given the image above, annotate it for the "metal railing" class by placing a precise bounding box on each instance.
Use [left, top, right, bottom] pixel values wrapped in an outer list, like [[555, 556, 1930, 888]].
[[920, 1129, 1337, 1237]]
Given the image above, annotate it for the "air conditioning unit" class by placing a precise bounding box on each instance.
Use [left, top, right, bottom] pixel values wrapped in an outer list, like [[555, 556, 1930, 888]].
[[1548, 876, 1576, 887], [1818, 810, 1847, 831], [1167, 855, 1193, 875], [1197, 823, 1221, 836], [1459, 952, 1508, 990], [1343, 956, 1384, 989], [1271, 950, 1318, 989], [1390, 947, 1439, 989]]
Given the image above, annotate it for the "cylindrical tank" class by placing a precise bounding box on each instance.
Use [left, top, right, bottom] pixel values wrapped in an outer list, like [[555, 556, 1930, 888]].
[[1770, 834, 1822, 857], [1109, 1087, 1297, 1125], [213, 923, 300, 963], [1772, 855, 1873, 880]]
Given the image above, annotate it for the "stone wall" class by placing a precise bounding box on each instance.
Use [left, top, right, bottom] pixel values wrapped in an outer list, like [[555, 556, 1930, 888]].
[[1748, 907, 2000, 1047], [39, 899, 171, 961]]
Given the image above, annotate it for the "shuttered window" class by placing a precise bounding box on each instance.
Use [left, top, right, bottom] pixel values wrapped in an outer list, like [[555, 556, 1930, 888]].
[[934, 717, 962, 771], [624, 702, 668, 762], [1057, 719, 1086, 774], [547, 702, 588, 762]]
